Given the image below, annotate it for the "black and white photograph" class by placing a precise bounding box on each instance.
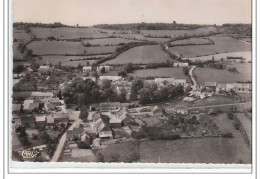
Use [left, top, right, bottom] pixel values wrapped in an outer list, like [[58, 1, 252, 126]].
[[6, 0, 256, 174]]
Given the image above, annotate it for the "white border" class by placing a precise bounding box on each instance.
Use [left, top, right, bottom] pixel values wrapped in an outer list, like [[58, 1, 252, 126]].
[[2, 0, 258, 177]]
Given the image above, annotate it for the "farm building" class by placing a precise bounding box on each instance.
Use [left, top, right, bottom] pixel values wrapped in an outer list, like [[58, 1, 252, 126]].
[[226, 83, 252, 93], [100, 102, 121, 111], [99, 76, 122, 82], [38, 65, 52, 72], [53, 113, 69, 123], [23, 100, 39, 112], [216, 84, 227, 92], [30, 92, 53, 99], [67, 124, 85, 141], [151, 106, 163, 117], [69, 111, 80, 121], [205, 82, 217, 89], [83, 76, 96, 82], [12, 104, 21, 113], [109, 115, 122, 128], [35, 115, 46, 127], [154, 78, 187, 88], [173, 63, 189, 68], [94, 118, 113, 139], [46, 115, 54, 125], [97, 65, 111, 73], [83, 66, 92, 72], [44, 102, 55, 111]]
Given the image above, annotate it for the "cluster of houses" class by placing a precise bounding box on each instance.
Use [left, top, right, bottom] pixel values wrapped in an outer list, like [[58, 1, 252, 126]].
[[12, 91, 80, 129], [198, 82, 252, 93], [145, 77, 188, 90]]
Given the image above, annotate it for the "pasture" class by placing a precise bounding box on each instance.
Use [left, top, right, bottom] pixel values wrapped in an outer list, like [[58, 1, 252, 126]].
[[35, 55, 109, 66], [82, 37, 137, 46], [144, 37, 171, 43], [30, 27, 110, 39], [13, 28, 32, 41], [169, 36, 251, 58], [189, 51, 252, 62], [27, 41, 116, 55], [139, 137, 251, 163], [130, 67, 187, 79], [140, 26, 218, 38], [194, 67, 251, 85], [104, 45, 177, 65], [170, 38, 211, 46]]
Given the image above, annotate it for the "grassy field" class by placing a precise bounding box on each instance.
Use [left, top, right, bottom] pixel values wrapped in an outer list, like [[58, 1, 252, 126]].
[[144, 37, 171, 43], [189, 51, 252, 62], [13, 28, 32, 41], [31, 27, 110, 39], [140, 27, 218, 38], [35, 55, 109, 66], [169, 36, 251, 58], [170, 38, 211, 46], [27, 41, 117, 55], [194, 67, 251, 85], [234, 113, 252, 145], [139, 137, 251, 163], [82, 38, 137, 46], [130, 67, 187, 79], [225, 62, 252, 81], [104, 45, 177, 65]]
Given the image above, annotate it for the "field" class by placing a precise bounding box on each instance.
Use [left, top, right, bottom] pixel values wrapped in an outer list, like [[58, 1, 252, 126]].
[[140, 26, 218, 38], [13, 28, 32, 41], [27, 41, 117, 55], [30, 27, 111, 39], [139, 137, 251, 163], [170, 38, 211, 46], [34, 55, 109, 66], [82, 38, 137, 46], [104, 45, 177, 65], [194, 67, 251, 85], [234, 113, 252, 145], [169, 36, 251, 58], [144, 37, 171, 43], [130, 67, 187, 79], [189, 51, 252, 62]]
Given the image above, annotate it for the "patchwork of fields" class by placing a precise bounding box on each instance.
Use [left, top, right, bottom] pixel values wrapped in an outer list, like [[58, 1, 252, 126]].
[[104, 45, 177, 64], [82, 38, 138, 46], [130, 67, 187, 79], [27, 41, 116, 55], [170, 38, 211, 46], [169, 36, 251, 58], [194, 67, 251, 85]]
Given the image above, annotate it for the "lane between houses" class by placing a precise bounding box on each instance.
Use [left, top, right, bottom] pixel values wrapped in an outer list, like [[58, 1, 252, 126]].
[[51, 120, 79, 162]]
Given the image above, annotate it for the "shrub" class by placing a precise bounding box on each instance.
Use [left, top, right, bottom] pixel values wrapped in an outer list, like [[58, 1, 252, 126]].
[[227, 112, 234, 120], [233, 120, 241, 130], [32, 133, 38, 140], [221, 132, 233, 138], [77, 141, 91, 149]]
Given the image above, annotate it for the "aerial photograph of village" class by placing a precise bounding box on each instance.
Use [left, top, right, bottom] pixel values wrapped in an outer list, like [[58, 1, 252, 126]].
[[11, 0, 252, 164]]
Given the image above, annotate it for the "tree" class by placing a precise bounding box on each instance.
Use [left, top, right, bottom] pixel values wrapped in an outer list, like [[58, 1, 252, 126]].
[[118, 88, 127, 102], [118, 70, 127, 77], [131, 79, 144, 100], [182, 67, 189, 76], [79, 106, 89, 120], [13, 65, 25, 74], [78, 141, 91, 149], [101, 66, 105, 74]]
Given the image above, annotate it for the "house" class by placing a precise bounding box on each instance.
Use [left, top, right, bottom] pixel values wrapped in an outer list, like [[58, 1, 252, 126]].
[[100, 102, 121, 111], [174, 79, 187, 86], [109, 115, 122, 128], [48, 98, 61, 106], [83, 76, 96, 82], [53, 113, 69, 123], [23, 100, 39, 112], [99, 76, 122, 82], [114, 81, 132, 100], [31, 92, 53, 99], [46, 115, 54, 125], [69, 111, 80, 121], [81, 133, 91, 142], [21, 115, 36, 127], [155, 78, 175, 87], [226, 83, 252, 93], [26, 67, 33, 72], [38, 65, 51, 72], [97, 65, 110, 73], [12, 104, 21, 113], [205, 82, 217, 89], [176, 105, 188, 114], [44, 102, 55, 112], [151, 106, 163, 117], [173, 63, 189, 68], [83, 66, 92, 72], [35, 115, 46, 127], [94, 118, 113, 138], [67, 124, 85, 141], [216, 84, 227, 92]]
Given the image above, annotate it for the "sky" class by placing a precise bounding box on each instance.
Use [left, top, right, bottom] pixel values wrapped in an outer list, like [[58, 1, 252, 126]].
[[13, 0, 251, 26]]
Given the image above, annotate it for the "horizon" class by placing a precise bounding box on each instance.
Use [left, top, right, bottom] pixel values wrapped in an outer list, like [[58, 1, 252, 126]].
[[13, 0, 251, 26]]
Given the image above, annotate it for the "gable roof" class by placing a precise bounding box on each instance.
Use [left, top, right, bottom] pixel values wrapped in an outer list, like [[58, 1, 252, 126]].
[[205, 82, 217, 87], [69, 111, 80, 120], [12, 104, 21, 112], [99, 76, 122, 81], [35, 115, 46, 122]]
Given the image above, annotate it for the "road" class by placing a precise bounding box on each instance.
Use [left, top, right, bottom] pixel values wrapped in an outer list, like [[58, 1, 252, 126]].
[[187, 102, 251, 110], [189, 66, 197, 90], [51, 119, 80, 162]]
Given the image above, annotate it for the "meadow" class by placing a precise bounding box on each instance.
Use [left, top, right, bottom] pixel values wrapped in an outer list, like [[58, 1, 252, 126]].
[[169, 36, 251, 58], [189, 51, 252, 62], [130, 67, 187, 79], [27, 41, 117, 55], [139, 137, 251, 163], [104, 45, 177, 64], [194, 67, 251, 85], [30, 27, 110, 39], [170, 38, 211, 46], [13, 28, 32, 41], [140, 26, 218, 38], [82, 37, 137, 46]]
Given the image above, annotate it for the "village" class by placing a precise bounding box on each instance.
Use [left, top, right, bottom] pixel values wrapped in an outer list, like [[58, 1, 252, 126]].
[[12, 58, 252, 162]]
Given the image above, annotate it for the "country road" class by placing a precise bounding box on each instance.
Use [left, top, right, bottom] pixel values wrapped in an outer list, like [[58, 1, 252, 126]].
[[51, 119, 80, 162], [189, 66, 197, 90], [187, 102, 251, 110]]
